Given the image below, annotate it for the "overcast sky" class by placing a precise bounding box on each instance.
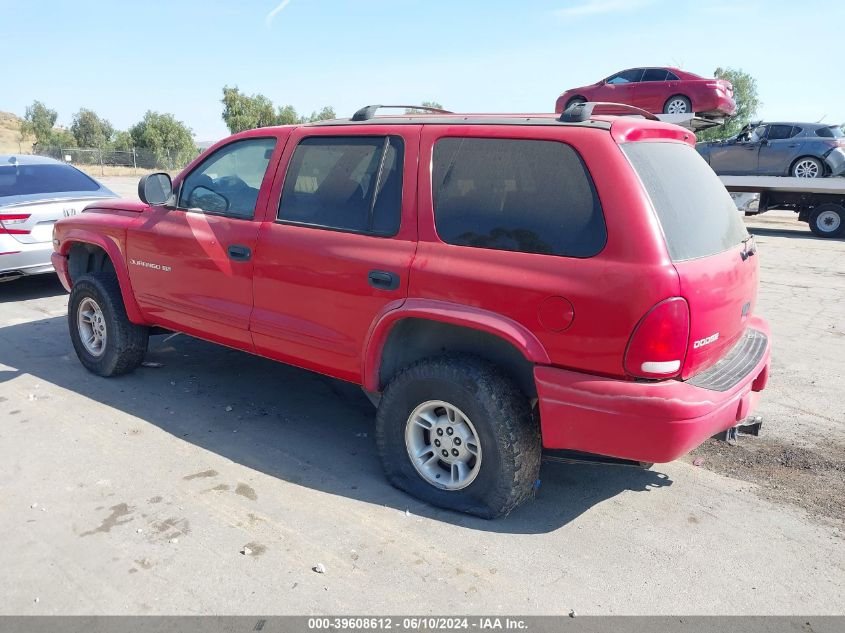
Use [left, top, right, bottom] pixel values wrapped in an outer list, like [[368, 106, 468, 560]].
[[3, 0, 843, 141]]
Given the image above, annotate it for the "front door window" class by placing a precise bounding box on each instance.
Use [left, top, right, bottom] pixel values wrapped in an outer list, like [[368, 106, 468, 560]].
[[178, 138, 277, 218]]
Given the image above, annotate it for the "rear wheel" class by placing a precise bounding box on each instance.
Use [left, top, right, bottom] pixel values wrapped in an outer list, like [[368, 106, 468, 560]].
[[663, 95, 692, 115], [375, 355, 541, 519], [68, 273, 149, 376], [792, 156, 824, 179], [808, 204, 845, 238]]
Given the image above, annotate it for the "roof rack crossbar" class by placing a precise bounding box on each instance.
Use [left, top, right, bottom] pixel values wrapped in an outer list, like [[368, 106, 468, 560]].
[[559, 101, 660, 123], [351, 104, 453, 121]]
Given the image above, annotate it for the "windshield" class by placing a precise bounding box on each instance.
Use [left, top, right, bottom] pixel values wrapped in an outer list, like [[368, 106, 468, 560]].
[[622, 141, 749, 262], [0, 163, 101, 198]]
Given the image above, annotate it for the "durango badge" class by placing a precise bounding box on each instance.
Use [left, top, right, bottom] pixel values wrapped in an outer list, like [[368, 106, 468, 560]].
[[129, 258, 171, 272]]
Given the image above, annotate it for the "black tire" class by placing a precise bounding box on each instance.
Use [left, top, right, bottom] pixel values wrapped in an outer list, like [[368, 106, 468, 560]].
[[375, 355, 541, 519], [68, 273, 149, 376], [663, 95, 692, 114], [565, 96, 587, 110], [791, 156, 824, 179], [808, 203, 845, 238]]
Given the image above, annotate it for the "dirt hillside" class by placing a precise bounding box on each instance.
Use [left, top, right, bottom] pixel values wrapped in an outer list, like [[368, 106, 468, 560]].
[[0, 111, 34, 154]]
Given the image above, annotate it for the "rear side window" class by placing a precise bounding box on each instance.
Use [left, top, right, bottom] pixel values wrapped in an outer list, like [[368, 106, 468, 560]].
[[432, 138, 606, 258], [622, 142, 748, 262], [278, 136, 403, 236], [642, 68, 669, 82], [815, 126, 844, 138], [0, 163, 100, 197]]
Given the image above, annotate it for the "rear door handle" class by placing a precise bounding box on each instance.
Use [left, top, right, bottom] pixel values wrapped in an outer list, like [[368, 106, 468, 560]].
[[368, 270, 400, 291], [227, 244, 251, 261]]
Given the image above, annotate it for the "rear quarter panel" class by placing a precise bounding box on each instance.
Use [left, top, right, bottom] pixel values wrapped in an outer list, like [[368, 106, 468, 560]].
[[411, 124, 680, 378]]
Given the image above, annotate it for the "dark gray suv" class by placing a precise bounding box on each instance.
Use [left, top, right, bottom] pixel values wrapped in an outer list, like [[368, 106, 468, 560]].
[[697, 122, 845, 178]]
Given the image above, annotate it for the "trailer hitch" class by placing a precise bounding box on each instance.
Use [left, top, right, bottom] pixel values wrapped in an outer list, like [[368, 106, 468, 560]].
[[712, 415, 763, 445]]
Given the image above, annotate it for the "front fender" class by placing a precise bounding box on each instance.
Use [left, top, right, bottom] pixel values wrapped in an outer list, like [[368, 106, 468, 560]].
[[58, 228, 145, 325], [362, 298, 551, 392]]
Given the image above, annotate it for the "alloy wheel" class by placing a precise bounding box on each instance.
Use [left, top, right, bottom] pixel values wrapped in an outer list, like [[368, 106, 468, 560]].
[[404, 400, 482, 490], [794, 159, 821, 178], [666, 99, 689, 114], [77, 297, 107, 357]]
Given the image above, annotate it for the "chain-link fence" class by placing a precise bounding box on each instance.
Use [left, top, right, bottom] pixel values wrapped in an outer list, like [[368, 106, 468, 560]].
[[34, 145, 200, 173]]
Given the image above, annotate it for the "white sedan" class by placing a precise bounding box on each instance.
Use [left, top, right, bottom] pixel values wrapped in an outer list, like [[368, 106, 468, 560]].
[[1, 155, 117, 282]]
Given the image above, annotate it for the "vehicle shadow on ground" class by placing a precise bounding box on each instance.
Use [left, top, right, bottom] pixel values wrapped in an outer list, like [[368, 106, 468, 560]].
[[0, 313, 673, 535], [0, 274, 66, 303]]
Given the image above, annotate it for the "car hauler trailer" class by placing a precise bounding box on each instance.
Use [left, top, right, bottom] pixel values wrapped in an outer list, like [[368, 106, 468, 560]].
[[718, 176, 845, 238], [653, 113, 845, 239]]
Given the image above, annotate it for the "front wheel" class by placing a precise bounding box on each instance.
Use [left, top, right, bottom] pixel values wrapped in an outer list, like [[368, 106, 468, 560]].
[[792, 156, 824, 179], [375, 355, 541, 519], [808, 204, 844, 238], [68, 273, 149, 376]]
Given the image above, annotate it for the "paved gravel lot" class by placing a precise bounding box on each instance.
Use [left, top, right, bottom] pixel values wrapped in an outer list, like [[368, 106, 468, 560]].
[[0, 179, 843, 615]]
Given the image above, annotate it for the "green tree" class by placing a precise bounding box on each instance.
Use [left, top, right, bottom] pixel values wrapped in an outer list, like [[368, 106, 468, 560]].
[[221, 86, 278, 133], [405, 101, 445, 114], [51, 129, 77, 149], [129, 111, 196, 169], [20, 100, 59, 147], [303, 106, 336, 122], [112, 130, 134, 152], [697, 68, 761, 142], [71, 108, 115, 148], [276, 104, 300, 125]]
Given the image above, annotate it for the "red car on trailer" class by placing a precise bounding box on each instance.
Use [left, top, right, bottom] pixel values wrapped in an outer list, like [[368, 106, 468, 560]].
[[556, 67, 736, 117]]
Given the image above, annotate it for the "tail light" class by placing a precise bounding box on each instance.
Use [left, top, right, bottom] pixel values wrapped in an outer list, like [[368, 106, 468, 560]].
[[0, 213, 31, 235], [624, 297, 690, 379]]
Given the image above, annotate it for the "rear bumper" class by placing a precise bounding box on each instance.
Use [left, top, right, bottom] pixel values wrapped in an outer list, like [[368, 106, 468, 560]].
[[823, 148, 845, 177], [535, 316, 771, 463], [0, 237, 54, 279], [696, 94, 736, 117]]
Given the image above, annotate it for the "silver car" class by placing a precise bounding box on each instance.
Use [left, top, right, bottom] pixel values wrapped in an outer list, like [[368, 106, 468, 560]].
[[697, 122, 845, 178], [1, 155, 117, 282]]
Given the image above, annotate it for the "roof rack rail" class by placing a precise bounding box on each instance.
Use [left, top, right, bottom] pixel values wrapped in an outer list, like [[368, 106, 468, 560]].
[[351, 104, 453, 121], [559, 101, 659, 123]]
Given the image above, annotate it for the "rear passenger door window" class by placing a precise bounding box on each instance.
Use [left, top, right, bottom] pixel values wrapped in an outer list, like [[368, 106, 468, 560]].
[[767, 125, 794, 141], [432, 138, 606, 258], [642, 68, 669, 82], [278, 136, 403, 236]]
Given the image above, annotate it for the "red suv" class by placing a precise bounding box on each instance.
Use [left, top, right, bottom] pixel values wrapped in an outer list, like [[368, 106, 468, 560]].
[[51, 104, 770, 518], [556, 67, 736, 117]]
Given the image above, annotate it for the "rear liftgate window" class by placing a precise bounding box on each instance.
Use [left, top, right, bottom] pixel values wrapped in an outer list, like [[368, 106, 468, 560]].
[[432, 138, 606, 258], [622, 141, 749, 261]]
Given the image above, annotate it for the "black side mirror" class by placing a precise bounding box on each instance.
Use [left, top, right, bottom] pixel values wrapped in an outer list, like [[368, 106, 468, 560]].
[[138, 173, 173, 206]]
